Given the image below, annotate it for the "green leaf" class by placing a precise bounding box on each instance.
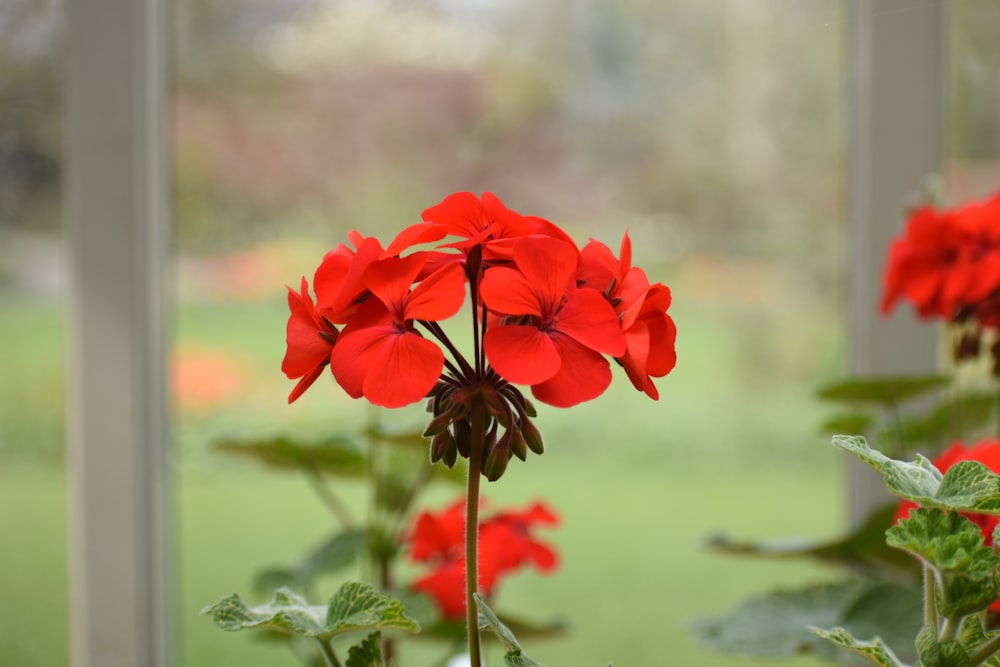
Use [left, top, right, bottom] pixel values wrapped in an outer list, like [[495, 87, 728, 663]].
[[833, 436, 1000, 514], [255, 529, 368, 593], [345, 632, 382, 667], [691, 579, 922, 662], [707, 502, 919, 579], [916, 624, 971, 667], [817, 374, 949, 405], [808, 626, 907, 667], [215, 436, 368, 477], [475, 594, 546, 667], [887, 508, 1000, 617], [325, 582, 421, 636], [202, 582, 420, 640]]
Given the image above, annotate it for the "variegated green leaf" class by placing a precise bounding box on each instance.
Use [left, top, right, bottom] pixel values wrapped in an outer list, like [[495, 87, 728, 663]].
[[808, 626, 907, 667], [833, 436, 1000, 514], [203, 582, 419, 640]]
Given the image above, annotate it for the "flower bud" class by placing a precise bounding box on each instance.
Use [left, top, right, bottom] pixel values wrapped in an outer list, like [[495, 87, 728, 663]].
[[453, 418, 472, 458], [508, 424, 528, 461], [521, 418, 544, 455], [483, 441, 510, 481], [429, 429, 458, 468], [423, 410, 454, 438]]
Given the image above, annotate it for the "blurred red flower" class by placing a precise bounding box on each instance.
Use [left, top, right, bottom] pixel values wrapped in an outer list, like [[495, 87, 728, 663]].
[[407, 499, 560, 619], [882, 193, 1000, 321]]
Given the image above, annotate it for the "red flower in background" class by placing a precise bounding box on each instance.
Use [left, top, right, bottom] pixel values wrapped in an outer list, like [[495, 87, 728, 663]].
[[281, 277, 339, 403], [407, 499, 560, 619], [882, 193, 1000, 321], [894, 439, 1000, 611]]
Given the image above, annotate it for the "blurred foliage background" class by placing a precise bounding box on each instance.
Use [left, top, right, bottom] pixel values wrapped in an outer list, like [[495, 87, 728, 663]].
[[2, 0, 1000, 665]]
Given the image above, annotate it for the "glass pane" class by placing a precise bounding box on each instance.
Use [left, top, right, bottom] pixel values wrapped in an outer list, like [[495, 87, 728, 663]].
[[173, 2, 843, 666], [0, 1, 67, 665]]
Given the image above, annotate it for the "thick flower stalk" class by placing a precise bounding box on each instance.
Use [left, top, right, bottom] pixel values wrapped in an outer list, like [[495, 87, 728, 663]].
[[281, 191, 676, 664]]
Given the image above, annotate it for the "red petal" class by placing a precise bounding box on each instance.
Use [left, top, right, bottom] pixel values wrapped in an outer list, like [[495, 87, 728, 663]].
[[328, 317, 391, 399], [383, 221, 449, 257], [287, 364, 326, 404], [405, 261, 467, 321], [281, 279, 333, 379], [315, 236, 384, 321], [531, 336, 612, 407], [363, 332, 444, 408], [512, 236, 579, 305], [364, 254, 426, 312], [557, 287, 626, 356], [484, 325, 560, 385], [480, 266, 544, 317]]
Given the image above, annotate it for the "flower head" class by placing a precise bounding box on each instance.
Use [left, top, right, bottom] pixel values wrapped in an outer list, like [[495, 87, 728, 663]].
[[283, 192, 676, 477]]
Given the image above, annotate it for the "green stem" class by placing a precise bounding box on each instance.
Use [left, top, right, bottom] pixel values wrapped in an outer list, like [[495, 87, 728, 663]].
[[318, 639, 343, 667], [305, 468, 355, 527], [923, 564, 938, 630], [940, 614, 963, 643], [465, 399, 486, 667]]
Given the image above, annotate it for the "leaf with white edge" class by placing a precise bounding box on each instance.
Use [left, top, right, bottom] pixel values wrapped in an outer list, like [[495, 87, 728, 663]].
[[808, 626, 907, 667], [204, 587, 326, 636], [833, 435, 942, 497], [833, 436, 1000, 514], [202, 582, 419, 640], [345, 632, 382, 667], [887, 508, 1000, 617], [817, 374, 949, 405]]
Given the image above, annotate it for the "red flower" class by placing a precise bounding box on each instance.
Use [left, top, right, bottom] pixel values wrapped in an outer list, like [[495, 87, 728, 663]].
[[481, 236, 627, 407], [894, 439, 1000, 611], [882, 194, 1000, 321], [281, 277, 339, 403], [407, 499, 561, 619], [329, 254, 466, 408], [579, 232, 677, 399]]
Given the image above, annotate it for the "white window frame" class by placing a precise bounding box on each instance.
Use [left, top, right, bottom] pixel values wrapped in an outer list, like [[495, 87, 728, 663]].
[[62, 0, 944, 662], [847, 0, 942, 525], [65, 0, 171, 665]]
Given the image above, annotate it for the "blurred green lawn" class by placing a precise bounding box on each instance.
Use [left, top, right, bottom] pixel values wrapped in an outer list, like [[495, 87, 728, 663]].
[[0, 276, 846, 666]]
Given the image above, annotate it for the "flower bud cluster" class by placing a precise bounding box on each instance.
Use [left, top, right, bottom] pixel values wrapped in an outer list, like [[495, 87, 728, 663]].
[[425, 379, 543, 481]]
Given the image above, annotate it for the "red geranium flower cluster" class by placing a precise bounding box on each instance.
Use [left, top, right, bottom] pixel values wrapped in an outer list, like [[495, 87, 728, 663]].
[[282, 192, 677, 478], [405, 498, 559, 619], [882, 192, 1000, 324], [894, 439, 1000, 611]]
